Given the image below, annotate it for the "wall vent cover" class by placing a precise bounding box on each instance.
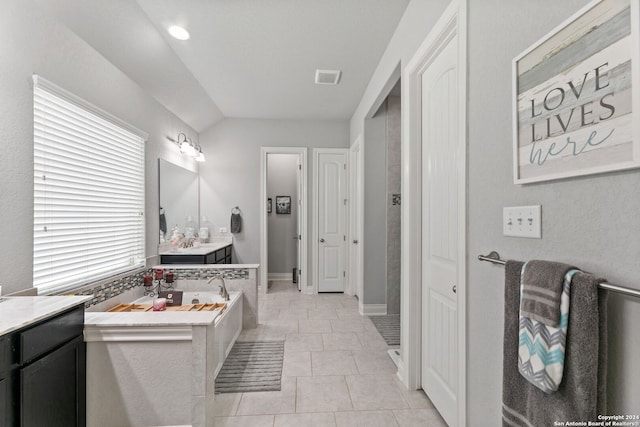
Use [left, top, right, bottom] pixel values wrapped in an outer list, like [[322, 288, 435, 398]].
[[315, 69, 342, 85]]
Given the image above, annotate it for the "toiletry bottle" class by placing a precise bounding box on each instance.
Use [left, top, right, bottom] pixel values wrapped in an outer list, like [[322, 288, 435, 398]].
[[184, 215, 196, 239], [199, 215, 212, 243]]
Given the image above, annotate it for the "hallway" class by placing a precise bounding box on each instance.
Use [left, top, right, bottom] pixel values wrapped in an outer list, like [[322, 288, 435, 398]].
[[213, 281, 447, 426]]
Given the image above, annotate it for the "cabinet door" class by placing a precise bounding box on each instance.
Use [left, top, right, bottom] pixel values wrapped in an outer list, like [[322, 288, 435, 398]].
[[21, 335, 86, 427]]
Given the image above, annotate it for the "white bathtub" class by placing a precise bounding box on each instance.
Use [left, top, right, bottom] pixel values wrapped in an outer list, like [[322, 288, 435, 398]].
[[132, 290, 243, 373], [85, 290, 244, 426], [134, 291, 228, 306]]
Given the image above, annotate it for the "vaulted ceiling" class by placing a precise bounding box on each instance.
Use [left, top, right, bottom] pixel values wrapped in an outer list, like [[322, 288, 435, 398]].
[[37, 0, 410, 132]]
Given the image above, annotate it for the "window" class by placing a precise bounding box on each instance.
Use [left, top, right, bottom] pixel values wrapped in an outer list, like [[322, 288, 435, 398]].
[[33, 76, 147, 294]]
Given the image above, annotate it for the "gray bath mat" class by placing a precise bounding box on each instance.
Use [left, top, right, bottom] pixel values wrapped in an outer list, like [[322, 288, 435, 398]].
[[368, 314, 400, 346], [215, 341, 284, 394]]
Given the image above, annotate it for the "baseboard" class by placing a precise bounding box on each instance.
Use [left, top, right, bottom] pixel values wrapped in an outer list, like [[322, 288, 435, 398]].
[[360, 304, 387, 316], [268, 273, 292, 281]]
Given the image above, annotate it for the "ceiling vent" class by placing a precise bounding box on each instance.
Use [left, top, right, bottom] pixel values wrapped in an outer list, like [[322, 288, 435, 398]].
[[315, 69, 342, 85]]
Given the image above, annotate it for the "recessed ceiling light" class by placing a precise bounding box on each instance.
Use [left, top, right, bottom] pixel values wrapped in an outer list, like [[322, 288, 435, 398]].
[[168, 25, 190, 41], [315, 69, 342, 85]]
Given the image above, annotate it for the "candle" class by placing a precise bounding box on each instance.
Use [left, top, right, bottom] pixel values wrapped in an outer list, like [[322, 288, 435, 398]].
[[154, 268, 164, 280], [153, 298, 167, 311], [165, 271, 174, 284], [143, 275, 153, 287]]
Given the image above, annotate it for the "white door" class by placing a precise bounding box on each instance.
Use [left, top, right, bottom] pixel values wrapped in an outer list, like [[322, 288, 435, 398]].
[[421, 34, 460, 426], [349, 140, 362, 297], [317, 151, 347, 292], [296, 159, 303, 290]]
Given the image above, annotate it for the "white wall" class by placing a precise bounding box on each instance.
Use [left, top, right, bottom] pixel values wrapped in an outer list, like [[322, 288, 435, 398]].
[[349, 0, 451, 140], [467, 0, 640, 420], [350, 0, 451, 307], [386, 96, 401, 314], [267, 154, 299, 275], [352, 0, 640, 422], [198, 118, 349, 277], [363, 105, 388, 305], [0, 0, 199, 295]]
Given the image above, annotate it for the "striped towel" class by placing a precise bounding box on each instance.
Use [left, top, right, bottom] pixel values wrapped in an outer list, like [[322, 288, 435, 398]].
[[518, 264, 579, 393]]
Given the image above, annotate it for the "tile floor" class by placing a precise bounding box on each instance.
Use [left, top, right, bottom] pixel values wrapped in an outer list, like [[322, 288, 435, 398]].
[[213, 280, 447, 427]]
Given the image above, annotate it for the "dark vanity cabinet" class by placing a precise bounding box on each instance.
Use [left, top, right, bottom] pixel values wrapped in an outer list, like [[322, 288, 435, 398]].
[[1, 305, 86, 427], [160, 244, 232, 265]]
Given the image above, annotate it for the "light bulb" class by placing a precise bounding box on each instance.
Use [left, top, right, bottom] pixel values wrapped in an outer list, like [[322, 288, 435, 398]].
[[168, 25, 190, 41]]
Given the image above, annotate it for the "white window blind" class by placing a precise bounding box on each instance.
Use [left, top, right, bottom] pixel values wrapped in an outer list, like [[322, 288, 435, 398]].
[[33, 75, 147, 294]]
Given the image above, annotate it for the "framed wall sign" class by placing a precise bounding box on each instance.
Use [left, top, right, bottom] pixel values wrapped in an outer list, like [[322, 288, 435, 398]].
[[275, 196, 291, 214], [513, 0, 639, 184]]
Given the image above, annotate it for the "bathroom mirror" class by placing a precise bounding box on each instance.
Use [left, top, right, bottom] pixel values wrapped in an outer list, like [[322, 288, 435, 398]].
[[158, 159, 199, 240]]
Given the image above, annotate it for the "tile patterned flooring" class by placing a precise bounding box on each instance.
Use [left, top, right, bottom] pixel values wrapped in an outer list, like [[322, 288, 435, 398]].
[[214, 281, 447, 427]]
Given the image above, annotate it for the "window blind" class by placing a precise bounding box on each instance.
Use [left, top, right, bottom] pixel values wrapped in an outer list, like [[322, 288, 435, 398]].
[[33, 76, 147, 294]]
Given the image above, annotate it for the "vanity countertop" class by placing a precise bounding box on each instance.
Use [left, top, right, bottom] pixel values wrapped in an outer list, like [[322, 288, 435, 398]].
[[0, 295, 92, 336], [159, 236, 232, 256]]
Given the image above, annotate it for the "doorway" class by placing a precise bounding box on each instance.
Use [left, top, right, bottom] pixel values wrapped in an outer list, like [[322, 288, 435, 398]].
[[403, 1, 467, 426], [312, 148, 348, 293], [260, 147, 308, 295]]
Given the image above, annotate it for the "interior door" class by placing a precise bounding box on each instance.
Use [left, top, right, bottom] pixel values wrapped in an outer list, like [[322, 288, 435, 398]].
[[421, 34, 460, 426], [296, 158, 302, 290], [349, 141, 362, 297], [317, 151, 347, 293]]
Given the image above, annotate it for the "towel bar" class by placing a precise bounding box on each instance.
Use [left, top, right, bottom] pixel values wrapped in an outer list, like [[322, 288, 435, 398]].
[[478, 251, 640, 299]]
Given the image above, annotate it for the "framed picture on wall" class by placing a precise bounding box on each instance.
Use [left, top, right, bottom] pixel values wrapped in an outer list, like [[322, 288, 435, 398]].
[[275, 196, 291, 214], [512, 0, 640, 184], [267, 198, 272, 213]]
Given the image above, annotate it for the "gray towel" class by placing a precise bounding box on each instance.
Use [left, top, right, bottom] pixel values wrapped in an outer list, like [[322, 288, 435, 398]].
[[230, 213, 242, 234], [521, 260, 575, 327], [502, 261, 608, 426]]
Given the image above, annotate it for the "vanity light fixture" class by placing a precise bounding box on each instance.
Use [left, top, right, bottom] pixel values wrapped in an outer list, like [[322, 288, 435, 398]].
[[176, 133, 205, 162], [168, 25, 190, 41]]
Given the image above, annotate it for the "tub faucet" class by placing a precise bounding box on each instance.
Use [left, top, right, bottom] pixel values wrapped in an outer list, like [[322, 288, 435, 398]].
[[207, 276, 229, 301]]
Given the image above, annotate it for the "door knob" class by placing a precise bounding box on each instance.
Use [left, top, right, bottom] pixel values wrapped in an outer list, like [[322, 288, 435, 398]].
[[320, 238, 325, 243], [452, 285, 457, 294], [353, 240, 358, 244]]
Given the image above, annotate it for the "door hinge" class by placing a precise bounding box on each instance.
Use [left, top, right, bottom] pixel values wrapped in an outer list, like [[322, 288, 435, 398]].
[[298, 164, 302, 170], [343, 271, 346, 278], [298, 269, 302, 276], [343, 163, 347, 170], [344, 199, 347, 205]]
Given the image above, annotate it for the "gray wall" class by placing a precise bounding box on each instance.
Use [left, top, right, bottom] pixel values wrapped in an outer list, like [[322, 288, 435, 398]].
[[0, 0, 199, 295], [198, 118, 350, 278], [468, 0, 640, 421], [363, 104, 388, 305], [267, 154, 298, 275], [386, 96, 401, 314]]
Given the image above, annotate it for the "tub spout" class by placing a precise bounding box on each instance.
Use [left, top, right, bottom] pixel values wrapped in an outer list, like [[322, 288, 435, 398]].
[[207, 276, 229, 301]]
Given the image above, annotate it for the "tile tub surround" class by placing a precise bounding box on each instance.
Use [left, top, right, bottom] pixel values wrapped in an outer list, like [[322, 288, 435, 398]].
[[214, 280, 447, 426], [84, 291, 243, 427], [0, 295, 92, 335]]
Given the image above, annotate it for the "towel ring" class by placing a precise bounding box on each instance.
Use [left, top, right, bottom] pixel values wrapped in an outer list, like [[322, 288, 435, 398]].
[[231, 206, 241, 214]]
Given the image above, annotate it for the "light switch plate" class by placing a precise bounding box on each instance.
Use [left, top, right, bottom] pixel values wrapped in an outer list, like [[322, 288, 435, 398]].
[[503, 205, 541, 238], [219, 227, 227, 233]]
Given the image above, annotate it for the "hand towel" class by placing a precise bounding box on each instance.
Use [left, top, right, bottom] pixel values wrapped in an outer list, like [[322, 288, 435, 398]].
[[502, 261, 608, 426], [518, 267, 578, 393], [520, 260, 575, 327], [230, 213, 242, 234]]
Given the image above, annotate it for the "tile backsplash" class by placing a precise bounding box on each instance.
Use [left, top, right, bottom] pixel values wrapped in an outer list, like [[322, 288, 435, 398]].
[[76, 267, 250, 308]]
